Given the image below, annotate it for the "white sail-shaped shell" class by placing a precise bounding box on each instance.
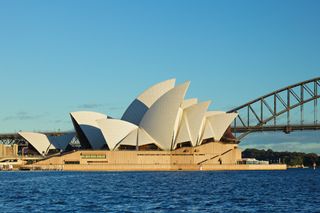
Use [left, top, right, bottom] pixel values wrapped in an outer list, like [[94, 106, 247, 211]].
[[139, 82, 190, 150], [185, 101, 211, 146], [207, 112, 238, 142], [97, 118, 138, 150], [121, 79, 176, 125], [70, 111, 107, 149], [181, 98, 198, 109], [174, 101, 210, 148], [138, 128, 160, 147], [19, 132, 53, 156], [119, 129, 138, 148], [173, 116, 192, 149], [198, 111, 226, 144], [173, 107, 184, 143], [200, 120, 214, 141]]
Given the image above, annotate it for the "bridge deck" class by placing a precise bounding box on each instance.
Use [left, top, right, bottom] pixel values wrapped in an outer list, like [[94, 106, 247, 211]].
[[231, 124, 320, 133]]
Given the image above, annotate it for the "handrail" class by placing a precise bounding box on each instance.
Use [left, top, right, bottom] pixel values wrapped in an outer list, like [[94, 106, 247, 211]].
[[197, 148, 233, 165]]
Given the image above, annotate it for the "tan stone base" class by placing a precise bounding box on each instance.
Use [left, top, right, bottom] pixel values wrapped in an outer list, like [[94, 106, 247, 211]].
[[21, 142, 287, 171]]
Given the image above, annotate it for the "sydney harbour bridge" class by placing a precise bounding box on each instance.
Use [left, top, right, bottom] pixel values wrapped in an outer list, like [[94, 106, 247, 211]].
[[0, 77, 319, 145]]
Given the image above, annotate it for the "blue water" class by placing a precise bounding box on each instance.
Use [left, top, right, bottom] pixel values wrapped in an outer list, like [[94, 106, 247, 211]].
[[0, 169, 319, 212]]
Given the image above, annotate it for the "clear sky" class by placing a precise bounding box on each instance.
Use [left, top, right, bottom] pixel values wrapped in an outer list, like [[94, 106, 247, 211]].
[[0, 1, 319, 152]]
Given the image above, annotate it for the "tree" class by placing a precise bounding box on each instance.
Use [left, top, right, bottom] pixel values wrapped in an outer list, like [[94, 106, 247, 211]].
[[242, 149, 319, 167]]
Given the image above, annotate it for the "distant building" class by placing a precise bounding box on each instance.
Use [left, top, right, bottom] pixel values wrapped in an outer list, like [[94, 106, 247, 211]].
[[240, 158, 269, 165]]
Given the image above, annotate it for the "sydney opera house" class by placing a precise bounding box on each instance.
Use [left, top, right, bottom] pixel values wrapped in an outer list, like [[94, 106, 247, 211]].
[[16, 79, 281, 171]]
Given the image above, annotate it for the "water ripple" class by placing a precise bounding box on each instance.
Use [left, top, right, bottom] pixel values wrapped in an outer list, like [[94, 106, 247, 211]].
[[0, 170, 319, 212]]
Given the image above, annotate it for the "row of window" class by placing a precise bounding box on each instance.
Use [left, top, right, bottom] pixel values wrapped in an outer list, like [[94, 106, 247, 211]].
[[81, 154, 106, 159], [64, 160, 110, 164]]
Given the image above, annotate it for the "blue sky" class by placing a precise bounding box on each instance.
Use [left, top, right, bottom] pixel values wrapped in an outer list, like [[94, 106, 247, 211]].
[[0, 1, 319, 153]]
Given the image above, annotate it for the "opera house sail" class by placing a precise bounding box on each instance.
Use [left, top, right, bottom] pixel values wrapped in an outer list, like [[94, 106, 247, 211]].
[[18, 132, 74, 156]]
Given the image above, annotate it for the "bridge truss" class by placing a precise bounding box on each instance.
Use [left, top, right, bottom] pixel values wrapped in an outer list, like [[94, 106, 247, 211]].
[[228, 77, 320, 140]]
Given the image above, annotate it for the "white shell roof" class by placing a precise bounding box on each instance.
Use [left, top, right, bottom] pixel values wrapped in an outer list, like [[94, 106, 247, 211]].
[[137, 128, 160, 148], [121, 79, 176, 125], [19, 132, 53, 156], [184, 101, 211, 146], [119, 128, 138, 148], [181, 98, 198, 109], [97, 118, 138, 150], [139, 81, 190, 150], [198, 111, 226, 143], [207, 112, 238, 142], [200, 120, 214, 142], [70, 111, 107, 149], [19, 132, 75, 155], [173, 116, 192, 149], [70, 111, 106, 128]]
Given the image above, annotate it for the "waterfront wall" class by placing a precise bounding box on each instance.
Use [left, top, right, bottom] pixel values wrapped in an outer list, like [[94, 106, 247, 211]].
[[23, 142, 286, 171], [34, 142, 240, 165], [26, 163, 286, 171]]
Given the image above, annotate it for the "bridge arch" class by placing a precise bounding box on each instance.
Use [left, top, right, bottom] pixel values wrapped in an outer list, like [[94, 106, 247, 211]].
[[228, 77, 320, 140]]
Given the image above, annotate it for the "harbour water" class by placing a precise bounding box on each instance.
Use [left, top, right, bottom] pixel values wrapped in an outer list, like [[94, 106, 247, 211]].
[[0, 169, 319, 212]]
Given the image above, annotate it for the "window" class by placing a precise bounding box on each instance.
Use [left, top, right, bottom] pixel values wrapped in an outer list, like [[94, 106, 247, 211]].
[[64, 161, 80, 164]]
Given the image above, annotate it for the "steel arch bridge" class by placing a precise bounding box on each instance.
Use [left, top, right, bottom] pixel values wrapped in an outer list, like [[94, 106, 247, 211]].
[[228, 77, 320, 141]]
